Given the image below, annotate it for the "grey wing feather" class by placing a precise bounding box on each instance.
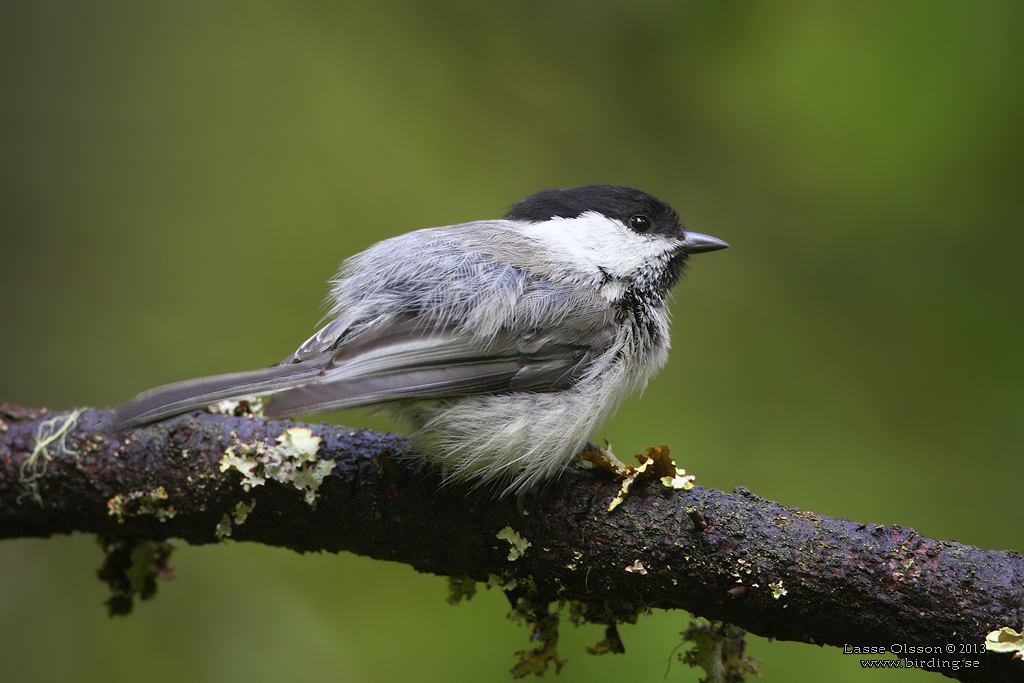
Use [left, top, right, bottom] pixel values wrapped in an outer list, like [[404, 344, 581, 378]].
[[264, 314, 616, 418], [264, 361, 523, 416], [110, 361, 328, 429], [281, 313, 357, 364]]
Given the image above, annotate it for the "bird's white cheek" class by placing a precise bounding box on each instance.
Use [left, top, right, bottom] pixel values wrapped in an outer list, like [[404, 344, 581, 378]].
[[598, 234, 679, 279], [520, 212, 679, 281]]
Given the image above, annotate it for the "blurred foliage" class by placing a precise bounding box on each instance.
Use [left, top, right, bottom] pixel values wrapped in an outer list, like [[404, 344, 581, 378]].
[[1, 1, 1021, 681]]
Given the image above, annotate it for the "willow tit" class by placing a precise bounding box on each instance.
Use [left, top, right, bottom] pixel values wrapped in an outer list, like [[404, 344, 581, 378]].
[[112, 185, 727, 494]]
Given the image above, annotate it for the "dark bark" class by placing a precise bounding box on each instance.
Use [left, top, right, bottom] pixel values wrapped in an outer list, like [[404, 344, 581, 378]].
[[1, 405, 1022, 682]]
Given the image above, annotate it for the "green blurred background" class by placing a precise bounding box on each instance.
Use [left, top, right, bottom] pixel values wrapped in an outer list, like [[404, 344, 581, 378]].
[[2, 1, 1022, 681]]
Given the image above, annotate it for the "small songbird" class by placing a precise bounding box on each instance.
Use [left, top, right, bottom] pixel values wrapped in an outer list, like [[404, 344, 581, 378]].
[[112, 184, 727, 494]]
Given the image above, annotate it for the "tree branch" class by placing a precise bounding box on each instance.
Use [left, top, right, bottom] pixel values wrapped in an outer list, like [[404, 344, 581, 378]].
[[1, 404, 1022, 682]]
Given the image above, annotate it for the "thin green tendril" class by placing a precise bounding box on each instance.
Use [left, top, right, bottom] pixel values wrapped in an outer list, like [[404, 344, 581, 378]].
[[18, 409, 82, 504]]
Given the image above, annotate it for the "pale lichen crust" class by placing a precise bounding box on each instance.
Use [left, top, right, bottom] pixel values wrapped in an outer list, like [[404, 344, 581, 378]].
[[496, 526, 532, 561], [986, 625, 1024, 659], [208, 396, 265, 419], [219, 427, 335, 506]]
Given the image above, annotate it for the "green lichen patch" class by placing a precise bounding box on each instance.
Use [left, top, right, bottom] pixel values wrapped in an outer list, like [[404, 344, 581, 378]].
[[566, 599, 644, 630], [509, 598, 566, 678], [214, 499, 257, 541], [96, 538, 174, 616], [661, 470, 696, 490], [567, 599, 644, 657], [233, 498, 256, 524], [446, 576, 478, 605], [566, 550, 584, 570], [107, 486, 176, 523], [219, 427, 335, 506], [986, 625, 1024, 659], [769, 580, 787, 600], [506, 597, 643, 675], [487, 573, 519, 592], [670, 619, 760, 682], [582, 444, 694, 511], [214, 515, 233, 541], [491, 591, 645, 676], [497, 526, 532, 561]]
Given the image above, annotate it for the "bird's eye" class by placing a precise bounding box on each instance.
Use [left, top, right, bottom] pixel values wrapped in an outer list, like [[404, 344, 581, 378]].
[[629, 215, 652, 233]]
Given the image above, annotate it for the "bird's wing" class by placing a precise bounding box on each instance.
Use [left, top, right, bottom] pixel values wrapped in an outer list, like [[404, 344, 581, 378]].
[[264, 308, 617, 418], [112, 243, 619, 428]]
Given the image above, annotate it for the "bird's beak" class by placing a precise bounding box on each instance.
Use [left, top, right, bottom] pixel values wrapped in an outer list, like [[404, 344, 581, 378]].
[[681, 231, 729, 254]]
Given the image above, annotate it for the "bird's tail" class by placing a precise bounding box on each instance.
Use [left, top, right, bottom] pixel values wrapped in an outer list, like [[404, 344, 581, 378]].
[[109, 362, 325, 429]]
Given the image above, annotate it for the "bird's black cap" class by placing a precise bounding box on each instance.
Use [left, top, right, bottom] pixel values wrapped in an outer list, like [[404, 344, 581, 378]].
[[506, 184, 682, 238]]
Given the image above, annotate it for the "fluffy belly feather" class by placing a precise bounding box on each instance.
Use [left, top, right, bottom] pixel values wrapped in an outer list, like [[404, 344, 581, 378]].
[[387, 341, 666, 495]]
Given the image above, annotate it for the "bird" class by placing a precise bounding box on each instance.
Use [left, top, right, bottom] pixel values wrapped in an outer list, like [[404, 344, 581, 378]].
[[111, 184, 727, 494]]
